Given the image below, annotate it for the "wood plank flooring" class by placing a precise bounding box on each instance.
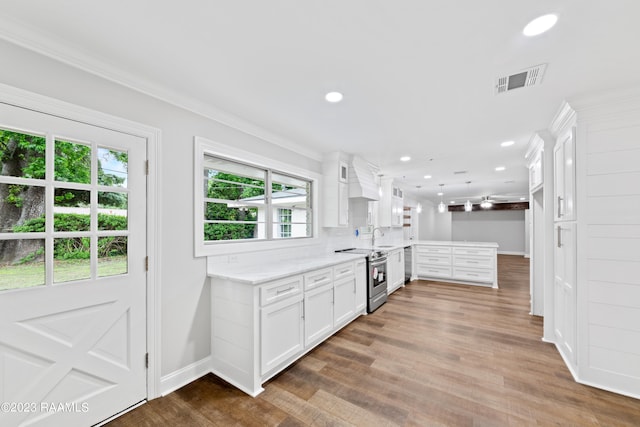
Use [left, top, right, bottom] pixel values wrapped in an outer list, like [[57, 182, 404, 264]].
[[108, 255, 640, 426]]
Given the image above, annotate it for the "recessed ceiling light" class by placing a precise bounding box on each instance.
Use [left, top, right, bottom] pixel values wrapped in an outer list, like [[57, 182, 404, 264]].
[[325, 91, 343, 103], [400, 156, 411, 162], [495, 166, 506, 171], [450, 201, 456, 204], [423, 175, 432, 179], [523, 14, 558, 37], [437, 192, 443, 196], [501, 140, 515, 147], [520, 197, 526, 201]]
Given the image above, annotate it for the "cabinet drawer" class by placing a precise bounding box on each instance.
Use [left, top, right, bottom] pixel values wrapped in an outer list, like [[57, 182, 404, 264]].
[[416, 264, 452, 279], [453, 247, 493, 257], [304, 268, 333, 291], [453, 255, 493, 269], [416, 253, 451, 266], [416, 245, 452, 255], [453, 267, 493, 283], [333, 262, 355, 281], [261, 276, 303, 306]]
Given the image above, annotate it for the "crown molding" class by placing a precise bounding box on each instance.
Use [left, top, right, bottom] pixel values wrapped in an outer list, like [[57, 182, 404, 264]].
[[0, 15, 323, 162], [548, 101, 577, 137]]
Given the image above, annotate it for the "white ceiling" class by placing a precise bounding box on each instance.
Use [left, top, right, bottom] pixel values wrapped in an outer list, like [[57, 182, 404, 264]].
[[2, 1, 640, 204]]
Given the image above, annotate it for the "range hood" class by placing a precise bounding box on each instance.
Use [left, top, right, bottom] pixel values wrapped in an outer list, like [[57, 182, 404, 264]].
[[349, 156, 380, 200]]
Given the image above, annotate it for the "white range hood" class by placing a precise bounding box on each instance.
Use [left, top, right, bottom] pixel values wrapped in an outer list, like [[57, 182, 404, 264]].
[[349, 156, 379, 201]]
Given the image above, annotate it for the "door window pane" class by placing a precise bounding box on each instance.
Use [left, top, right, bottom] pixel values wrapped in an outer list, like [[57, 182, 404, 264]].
[[0, 129, 46, 179], [54, 188, 90, 231], [98, 236, 127, 277], [0, 239, 45, 291], [98, 192, 128, 230], [55, 140, 91, 184], [98, 147, 128, 188], [0, 184, 45, 232], [53, 237, 91, 283]]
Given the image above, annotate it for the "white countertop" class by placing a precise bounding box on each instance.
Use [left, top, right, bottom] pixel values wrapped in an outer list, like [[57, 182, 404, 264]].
[[208, 252, 366, 285], [411, 240, 499, 248]]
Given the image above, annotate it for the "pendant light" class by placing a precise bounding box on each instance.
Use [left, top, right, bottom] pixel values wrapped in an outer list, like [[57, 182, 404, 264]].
[[464, 181, 473, 212], [437, 184, 446, 213], [480, 196, 493, 209]]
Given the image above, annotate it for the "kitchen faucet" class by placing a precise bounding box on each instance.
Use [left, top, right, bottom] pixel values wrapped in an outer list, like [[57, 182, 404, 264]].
[[371, 227, 384, 247]]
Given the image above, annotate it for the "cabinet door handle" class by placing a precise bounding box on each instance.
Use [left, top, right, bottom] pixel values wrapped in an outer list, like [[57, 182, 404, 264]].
[[557, 196, 564, 217], [302, 301, 305, 319], [557, 226, 562, 248], [277, 286, 295, 295]]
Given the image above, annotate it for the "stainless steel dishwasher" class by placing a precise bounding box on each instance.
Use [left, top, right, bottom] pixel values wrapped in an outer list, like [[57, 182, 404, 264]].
[[404, 245, 412, 283]]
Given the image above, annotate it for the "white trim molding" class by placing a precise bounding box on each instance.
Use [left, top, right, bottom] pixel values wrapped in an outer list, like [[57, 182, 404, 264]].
[[194, 136, 321, 257], [160, 356, 212, 397], [0, 83, 162, 400]]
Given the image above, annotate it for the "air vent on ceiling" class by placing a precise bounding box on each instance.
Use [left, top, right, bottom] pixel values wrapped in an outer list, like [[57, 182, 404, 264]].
[[495, 64, 547, 94], [453, 170, 468, 175]]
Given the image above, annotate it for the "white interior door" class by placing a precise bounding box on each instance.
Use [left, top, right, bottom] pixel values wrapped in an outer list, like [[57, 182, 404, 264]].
[[0, 102, 147, 426]]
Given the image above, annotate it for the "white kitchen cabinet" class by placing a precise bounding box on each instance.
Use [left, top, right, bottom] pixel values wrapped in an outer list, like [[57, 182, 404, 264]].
[[545, 93, 640, 399], [261, 293, 304, 375], [322, 152, 349, 227], [333, 276, 356, 327], [414, 242, 498, 288], [553, 222, 576, 366], [387, 248, 405, 294], [209, 256, 367, 396], [333, 262, 356, 328], [303, 283, 334, 347], [355, 259, 367, 312], [553, 127, 576, 222], [378, 177, 403, 228], [529, 150, 543, 191]]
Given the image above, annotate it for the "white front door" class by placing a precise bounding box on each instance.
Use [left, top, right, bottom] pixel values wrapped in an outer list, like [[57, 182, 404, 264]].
[[0, 102, 147, 426]]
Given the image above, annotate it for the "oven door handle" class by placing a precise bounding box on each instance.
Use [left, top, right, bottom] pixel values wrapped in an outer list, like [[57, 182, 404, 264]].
[[370, 259, 387, 267]]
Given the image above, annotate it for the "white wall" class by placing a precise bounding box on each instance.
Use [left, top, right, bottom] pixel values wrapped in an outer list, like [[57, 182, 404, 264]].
[[417, 201, 453, 241], [0, 39, 323, 382], [452, 210, 526, 254]]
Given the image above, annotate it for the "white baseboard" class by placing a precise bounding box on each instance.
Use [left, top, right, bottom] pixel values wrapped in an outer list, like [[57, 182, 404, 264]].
[[497, 251, 525, 256], [159, 356, 211, 396]]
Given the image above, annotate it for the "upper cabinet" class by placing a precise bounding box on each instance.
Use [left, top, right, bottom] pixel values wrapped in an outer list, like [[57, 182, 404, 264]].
[[322, 152, 349, 227], [378, 177, 403, 228], [553, 126, 576, 222]]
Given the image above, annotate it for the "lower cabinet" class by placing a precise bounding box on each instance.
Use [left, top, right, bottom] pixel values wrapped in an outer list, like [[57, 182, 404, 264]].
[[355, 259, 367, 313], [415, 243, 498, 288], [261, 294, 304, 375], [304, 284, 334, 347], [333, 276, 356, 327], [553, 222, 577, 366], [210, 259, 366, 397], [387, 248, 405, 294]]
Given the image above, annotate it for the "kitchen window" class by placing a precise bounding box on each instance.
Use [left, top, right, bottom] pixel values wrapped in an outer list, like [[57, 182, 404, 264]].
[[195, 136, 317, 256]]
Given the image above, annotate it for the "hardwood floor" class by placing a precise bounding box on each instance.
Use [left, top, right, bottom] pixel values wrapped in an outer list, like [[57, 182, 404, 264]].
[[108, 255, 640, 426]]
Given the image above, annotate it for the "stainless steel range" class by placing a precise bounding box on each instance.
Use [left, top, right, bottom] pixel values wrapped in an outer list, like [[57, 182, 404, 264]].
[[336, 248, 388, 312]]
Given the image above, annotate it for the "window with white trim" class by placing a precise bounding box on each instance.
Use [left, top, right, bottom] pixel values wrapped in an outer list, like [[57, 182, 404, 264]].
[[202, 154, 313, 243]]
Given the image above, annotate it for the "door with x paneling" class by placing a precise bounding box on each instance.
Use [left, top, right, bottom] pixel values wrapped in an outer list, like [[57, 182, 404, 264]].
[[0, 101, 147, 426]]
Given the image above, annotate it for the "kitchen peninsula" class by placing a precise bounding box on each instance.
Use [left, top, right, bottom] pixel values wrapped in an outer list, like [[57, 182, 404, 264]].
[[413, 241, 499, 288], [207, 253, 367, 397]]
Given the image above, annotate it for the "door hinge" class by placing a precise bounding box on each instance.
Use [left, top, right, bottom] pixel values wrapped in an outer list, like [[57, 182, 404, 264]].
[[145, 353, 149, 368], [145, 256, 149, 271]]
